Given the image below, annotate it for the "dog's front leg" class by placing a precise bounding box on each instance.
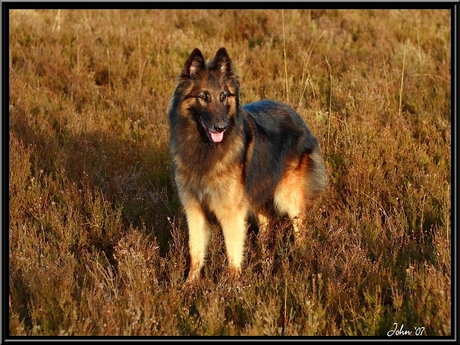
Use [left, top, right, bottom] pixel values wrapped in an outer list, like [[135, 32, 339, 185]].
[[215, 205, 249, 278], [183, 198, 210, 283]]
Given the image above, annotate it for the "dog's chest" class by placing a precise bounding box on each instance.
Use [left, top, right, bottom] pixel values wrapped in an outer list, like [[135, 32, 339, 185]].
[[177, 158, 245, 208]]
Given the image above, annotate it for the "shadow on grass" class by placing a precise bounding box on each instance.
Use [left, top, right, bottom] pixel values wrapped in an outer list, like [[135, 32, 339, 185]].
[[10, 110, 179, 260]]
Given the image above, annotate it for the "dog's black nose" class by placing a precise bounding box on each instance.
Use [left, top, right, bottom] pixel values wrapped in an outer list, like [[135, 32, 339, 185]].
[[214, 123, 227, 133]]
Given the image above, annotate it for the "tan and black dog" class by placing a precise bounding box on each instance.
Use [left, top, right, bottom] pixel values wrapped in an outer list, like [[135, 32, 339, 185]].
[[168, 47, 326, 283]]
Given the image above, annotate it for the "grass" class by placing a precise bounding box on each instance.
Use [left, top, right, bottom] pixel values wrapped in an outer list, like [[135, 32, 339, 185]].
[[8, 9, 452, 337]]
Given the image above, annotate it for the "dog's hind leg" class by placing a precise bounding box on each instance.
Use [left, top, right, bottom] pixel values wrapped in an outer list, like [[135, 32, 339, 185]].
[[257, 212, 270, 234], [291, 214, 306, 235], [183, 199, 211, 283], [274, 155, 311, 239]]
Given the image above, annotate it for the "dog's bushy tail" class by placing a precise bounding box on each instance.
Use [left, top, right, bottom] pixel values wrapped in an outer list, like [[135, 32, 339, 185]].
[[308, 147, 327, 199]]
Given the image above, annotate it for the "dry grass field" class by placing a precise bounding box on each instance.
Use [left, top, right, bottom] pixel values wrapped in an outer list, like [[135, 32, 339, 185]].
[[8, 9, 452, 337]]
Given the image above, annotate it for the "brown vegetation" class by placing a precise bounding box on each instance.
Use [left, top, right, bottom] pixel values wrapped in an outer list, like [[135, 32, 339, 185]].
[[8, 9, 451, 336]]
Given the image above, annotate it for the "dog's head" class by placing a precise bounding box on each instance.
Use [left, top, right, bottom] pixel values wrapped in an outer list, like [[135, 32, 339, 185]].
[[174, 47, 241, 143]]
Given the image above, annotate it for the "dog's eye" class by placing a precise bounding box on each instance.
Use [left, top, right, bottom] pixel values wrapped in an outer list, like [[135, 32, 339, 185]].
[[220, 92, 228, 102], [198, 94, 209, 102]]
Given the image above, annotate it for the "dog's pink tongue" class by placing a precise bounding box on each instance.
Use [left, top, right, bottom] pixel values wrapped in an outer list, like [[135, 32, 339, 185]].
[[210, 131, 224, 143]]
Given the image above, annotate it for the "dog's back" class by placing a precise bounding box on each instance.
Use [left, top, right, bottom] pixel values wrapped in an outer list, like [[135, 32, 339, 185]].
[[241, 100, 326, 209]]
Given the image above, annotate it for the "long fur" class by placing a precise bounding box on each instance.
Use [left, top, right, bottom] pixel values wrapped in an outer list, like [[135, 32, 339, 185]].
[[168, 47, 327, 282]]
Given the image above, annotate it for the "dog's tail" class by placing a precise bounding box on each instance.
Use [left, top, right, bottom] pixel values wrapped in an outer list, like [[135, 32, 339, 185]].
[[308, 147, 327, 199]]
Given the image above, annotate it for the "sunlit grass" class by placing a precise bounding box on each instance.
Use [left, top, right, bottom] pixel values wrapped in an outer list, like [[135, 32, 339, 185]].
[[9, 9, 451, 336]]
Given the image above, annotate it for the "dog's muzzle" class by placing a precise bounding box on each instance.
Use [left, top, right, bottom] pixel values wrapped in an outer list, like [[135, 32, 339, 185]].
[[201, 118, 227, 143]]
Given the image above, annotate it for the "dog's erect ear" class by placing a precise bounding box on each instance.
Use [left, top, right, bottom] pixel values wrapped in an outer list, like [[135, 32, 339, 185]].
[[212, 47, 233, 75], [181, 48, 205, 78]]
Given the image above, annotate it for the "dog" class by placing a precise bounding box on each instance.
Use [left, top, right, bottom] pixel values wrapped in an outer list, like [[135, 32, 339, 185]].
[[168, 47, 326, 283]]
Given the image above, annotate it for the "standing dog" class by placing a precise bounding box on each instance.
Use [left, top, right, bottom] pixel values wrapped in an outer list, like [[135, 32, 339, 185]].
[[168, 47, 326, 283]]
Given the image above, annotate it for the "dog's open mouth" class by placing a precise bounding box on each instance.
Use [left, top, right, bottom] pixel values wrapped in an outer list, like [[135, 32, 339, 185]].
[[200, 118, 226, 143]]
